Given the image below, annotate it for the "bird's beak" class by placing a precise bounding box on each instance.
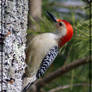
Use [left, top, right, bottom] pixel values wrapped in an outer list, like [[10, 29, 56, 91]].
[[47, 11, 57, 23]]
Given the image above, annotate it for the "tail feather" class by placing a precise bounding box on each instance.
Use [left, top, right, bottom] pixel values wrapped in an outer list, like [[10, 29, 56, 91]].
[[22, 82, 34, 92], [22, 75, 37, 92]]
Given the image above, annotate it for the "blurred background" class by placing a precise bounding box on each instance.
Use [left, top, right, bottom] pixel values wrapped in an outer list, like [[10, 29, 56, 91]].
[[27, 0, 91, 92]]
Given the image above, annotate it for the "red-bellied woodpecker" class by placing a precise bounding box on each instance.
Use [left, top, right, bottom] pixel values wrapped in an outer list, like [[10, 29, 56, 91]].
[[22, 11, 73, 91]]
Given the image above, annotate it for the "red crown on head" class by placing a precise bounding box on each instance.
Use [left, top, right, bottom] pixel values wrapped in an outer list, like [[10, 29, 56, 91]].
[[56, 19, 73, 47]]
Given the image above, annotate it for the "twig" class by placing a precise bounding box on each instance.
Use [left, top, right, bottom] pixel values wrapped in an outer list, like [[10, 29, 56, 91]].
[[48, 83, 91, 92], [35, 56, 90, 88], [26, 85, 37, 92]]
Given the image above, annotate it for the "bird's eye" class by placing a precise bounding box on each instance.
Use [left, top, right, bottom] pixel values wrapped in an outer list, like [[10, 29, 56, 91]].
[[59, 22, 63, 26]]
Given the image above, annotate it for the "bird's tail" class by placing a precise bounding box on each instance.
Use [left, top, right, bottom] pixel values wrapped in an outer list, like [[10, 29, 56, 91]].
[[22, 75, 37, 92], [22, 82, 34, 92]]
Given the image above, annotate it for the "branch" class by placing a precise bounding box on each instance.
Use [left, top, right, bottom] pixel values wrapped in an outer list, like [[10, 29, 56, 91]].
[[48, 83, 91, 92], [35, 56, 90, 88]]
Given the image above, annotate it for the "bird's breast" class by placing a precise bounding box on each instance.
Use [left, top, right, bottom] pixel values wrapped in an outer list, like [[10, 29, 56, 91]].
[[26, 33, 58, 76], [30, 33, 58, 60]]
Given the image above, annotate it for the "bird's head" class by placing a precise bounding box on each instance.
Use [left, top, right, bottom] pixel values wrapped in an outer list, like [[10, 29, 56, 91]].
[[47, 11, 73, 47]]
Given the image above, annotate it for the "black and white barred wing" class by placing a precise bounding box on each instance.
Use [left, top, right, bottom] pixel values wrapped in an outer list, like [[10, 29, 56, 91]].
[[36, 46, 59, 78]]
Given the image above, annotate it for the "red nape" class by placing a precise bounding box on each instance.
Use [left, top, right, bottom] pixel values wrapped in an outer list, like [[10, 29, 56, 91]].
[[57, 19, 73, 47]]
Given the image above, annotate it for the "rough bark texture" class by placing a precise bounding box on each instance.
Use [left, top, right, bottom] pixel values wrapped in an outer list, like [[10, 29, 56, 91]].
[[0, 0, 28, 92]]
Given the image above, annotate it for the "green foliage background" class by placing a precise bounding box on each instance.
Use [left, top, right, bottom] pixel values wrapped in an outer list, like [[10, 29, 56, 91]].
[[27, 0, 92, 92]]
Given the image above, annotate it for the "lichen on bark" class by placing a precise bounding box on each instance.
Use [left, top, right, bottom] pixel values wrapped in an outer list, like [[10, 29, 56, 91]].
[[0, 0, 28, 92]]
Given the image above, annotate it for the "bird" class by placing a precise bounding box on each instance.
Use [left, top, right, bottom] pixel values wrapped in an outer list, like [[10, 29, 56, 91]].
[[22, 11, 73, 92]]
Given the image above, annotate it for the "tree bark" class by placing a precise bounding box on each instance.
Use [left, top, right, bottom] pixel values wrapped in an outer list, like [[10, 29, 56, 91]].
[[0, 0, 28, 92]]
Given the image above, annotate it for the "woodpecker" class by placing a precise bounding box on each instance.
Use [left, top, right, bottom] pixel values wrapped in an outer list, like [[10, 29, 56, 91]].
[[22, 11, 73, 91]]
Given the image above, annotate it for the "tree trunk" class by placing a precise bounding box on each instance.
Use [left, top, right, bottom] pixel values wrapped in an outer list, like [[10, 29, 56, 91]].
[[28, 0, 42, 30], [0, 0, 28, 92], [29, 0, 42, 19]]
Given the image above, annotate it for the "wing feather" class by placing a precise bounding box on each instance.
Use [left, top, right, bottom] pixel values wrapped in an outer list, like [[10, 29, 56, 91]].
[[36, 46, 59, 78]]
